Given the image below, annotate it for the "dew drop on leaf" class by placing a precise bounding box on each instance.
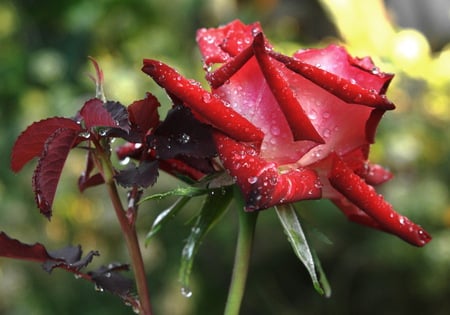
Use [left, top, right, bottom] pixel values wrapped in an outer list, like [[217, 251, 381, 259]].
[[181, 286, 193, 298]]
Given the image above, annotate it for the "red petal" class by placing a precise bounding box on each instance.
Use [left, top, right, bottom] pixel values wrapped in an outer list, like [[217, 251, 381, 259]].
[[196, 20, 263, 65], [253, 33, 324, 143], [142, 59, 263, 144], [214, 132, 320, 210], [329, 155, 431, 246], [32, 128, 79, 218], [11, 117, 81, 172]]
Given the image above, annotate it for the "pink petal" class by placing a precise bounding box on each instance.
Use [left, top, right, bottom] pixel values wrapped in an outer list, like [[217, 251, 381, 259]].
[[252, 33, 324, 143]]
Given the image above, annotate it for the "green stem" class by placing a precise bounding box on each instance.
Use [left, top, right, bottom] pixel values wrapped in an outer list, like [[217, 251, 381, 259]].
[[95, 142, 153, 315], [224, 209, 258, 315]]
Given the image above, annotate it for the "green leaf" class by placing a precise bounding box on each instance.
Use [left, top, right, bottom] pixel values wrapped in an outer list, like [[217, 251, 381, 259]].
[[275, 204, 329, 296], [145, 196, 191, 244], [179, 186, 234, 295], [139, 186, 208, 204]]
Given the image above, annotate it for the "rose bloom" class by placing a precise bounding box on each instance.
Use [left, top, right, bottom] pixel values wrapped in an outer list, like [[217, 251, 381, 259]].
[[142, 20, 430, 247]]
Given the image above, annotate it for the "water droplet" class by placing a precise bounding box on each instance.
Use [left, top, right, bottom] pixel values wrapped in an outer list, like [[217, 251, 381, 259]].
[[132, 305, 140, 314], [270, 125, 281, 136], [181, 286, 193, 298], [98, 128, 108, 136], [202, 92, 212, 103], [398, 216, 405, 225], [350, 78, 357, 84], [120, 157, 131, 165], [308, 110, 317, 120], [323, 128, 331, 138], [80, 131, 91, 139], [177, 133, 191, 144], [105, 272, 112, 278], [371, 67, 380, 75], [94, 284, 104, 292], [247, 176, 258, 184], [74, 274, 82, 279], [322, 112, 330, 119]]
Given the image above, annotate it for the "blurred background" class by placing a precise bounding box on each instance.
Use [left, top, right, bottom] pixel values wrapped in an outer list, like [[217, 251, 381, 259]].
[[0, 0, 449, 314]]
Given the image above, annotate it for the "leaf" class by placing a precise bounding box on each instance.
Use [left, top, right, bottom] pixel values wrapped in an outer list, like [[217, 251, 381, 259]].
[[104, 101, 130, 132], [43, 245, 99, 273], [32, 128, 80, 218], [179, 186, 234, 293], [128, 92, 160, 139], [79, 98, 118, 130], [78, 150, 105, 192], [88, 263, 134, 297], [0, 231, 99, 273], [145, 196, 191, 243], [140, 186, 209, 204], [147, 104, 217, 160], [114, 160, 159, 188], [275, 204, 328, 296], [11, 117, 81, 172]]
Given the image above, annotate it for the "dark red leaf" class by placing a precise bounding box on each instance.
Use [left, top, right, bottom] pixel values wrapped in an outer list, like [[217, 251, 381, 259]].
[[11, 117, 81, 172], [32, 128, 80, 218], [148, 105, 217, 160], [78, 150, 105, 191], [0, 231, 99, 272], [104, 101, 130, 132], [43, 245, 99, 273], [115, 160, 159, 188], [128, 92, 160, 138], [88, 263, 134, 297], [79, 98, 117, 130]]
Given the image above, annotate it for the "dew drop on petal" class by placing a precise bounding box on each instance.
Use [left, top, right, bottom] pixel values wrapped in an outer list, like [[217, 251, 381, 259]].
[[270, 125, 281, 136], [202, 92, 212, 103], [248, 176, 258, 184]]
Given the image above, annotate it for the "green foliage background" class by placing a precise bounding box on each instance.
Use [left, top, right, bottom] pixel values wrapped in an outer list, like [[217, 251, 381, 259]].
[[0, 0, 449, 314]]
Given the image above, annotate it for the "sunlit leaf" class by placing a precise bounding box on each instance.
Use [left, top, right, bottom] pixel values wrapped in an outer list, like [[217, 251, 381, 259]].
[[11, 117, 81, 172], [79, 98, 117, 130], [275, 204, 328, 296], [32, 128, 80, 218], [179, 186, 234, 293]]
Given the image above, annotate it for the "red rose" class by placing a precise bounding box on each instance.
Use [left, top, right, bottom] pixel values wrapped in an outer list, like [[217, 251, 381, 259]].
[[142, 20, 430, 246]]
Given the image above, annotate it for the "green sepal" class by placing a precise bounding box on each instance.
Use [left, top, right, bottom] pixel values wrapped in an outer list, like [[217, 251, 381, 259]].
[[275, 204, 330, 296], [179, 186, 234, 294]]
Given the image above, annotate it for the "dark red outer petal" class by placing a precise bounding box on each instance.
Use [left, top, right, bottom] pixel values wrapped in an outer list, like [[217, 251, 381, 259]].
[[142, 60, 263, 145], [271, 52, 395, 110], [252, 34, 324, 143], [206, 44, 254, 89], [329, 155, 431, 246], [214, 132, 321, 210]]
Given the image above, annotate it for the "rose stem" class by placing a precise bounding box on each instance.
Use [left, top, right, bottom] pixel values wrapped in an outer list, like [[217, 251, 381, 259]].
[[94, 138, 153, 315], [224, 206, 258, 315]]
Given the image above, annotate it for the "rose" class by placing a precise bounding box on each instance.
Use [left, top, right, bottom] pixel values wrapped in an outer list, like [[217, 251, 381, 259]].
[[142, 20, 430, 246]]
